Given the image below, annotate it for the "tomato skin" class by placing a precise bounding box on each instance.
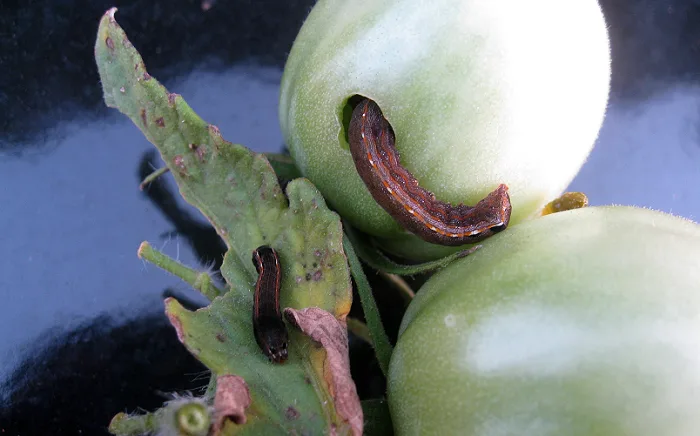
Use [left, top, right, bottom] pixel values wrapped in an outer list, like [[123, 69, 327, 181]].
[[388, 207, 700, 436], [279, 0, 610, 260]]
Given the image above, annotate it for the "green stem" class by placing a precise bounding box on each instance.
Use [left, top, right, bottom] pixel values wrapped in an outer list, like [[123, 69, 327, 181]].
[[138, 241, 223, 300], [381, 271, 415, 304], [345, 224, 481, 275], [343, 234, 393, 377], [139, 166, 170, 190], [109, 412, 159, 435]]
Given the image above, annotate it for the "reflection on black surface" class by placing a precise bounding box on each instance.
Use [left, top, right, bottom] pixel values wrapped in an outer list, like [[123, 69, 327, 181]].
[[4, 0, 700, 150], [3, 0, 700, 433], [0, 301, 387, 434], [0, 312, 206, 435], [604, 1, 700, 97], [138, 150, 227, 275], [0, 0, 316, 150]]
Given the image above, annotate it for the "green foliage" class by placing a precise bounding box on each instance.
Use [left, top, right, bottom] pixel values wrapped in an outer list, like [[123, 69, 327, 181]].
[[95, 8, 360, 435]]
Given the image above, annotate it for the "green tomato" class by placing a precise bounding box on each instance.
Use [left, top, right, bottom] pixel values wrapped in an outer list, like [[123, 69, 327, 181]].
[[279, 0, 610, 259], [388, 206, 700, 435]]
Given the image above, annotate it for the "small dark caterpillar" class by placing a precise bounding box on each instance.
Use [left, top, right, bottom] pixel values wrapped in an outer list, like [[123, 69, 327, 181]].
[[348, 97, 512, 246], [252, 246, 288, 363]]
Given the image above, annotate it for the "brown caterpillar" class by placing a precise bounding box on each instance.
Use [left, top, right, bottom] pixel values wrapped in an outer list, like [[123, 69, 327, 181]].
[[252, 246, 288, 363], [348, 98, 512, 246]]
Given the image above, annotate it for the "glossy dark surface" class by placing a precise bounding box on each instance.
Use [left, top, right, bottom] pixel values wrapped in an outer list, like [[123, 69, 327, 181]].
[[0, 0, 313, 432], [2, 0, 700, 433]]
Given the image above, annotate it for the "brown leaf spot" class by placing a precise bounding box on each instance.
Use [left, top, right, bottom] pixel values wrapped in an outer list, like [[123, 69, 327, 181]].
[[122, 36, 132, 48], [143, 72, 152, 81], [213, 374, 251, 432], [172, 155, 188, 177], [140, 108, 147, 127], [189, 143, 207, 162], [216, 333, 226, 343], [285, 406, 300, 421], [305, 273, 312, 281], [105, 37, 114, 51], [168, 92, 178, 106], [209, 124, 222, 137], [284, 307, 363, 436], [164, 299, 185, 343], [208, 125, 225, 152], [155, 117, 165, 127]]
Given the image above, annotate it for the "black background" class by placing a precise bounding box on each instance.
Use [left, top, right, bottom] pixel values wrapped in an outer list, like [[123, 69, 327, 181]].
[[2, 0, 700, 434]]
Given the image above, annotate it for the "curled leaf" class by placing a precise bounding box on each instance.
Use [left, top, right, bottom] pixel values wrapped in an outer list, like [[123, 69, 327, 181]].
[[285, 307, 363, 436], [213, 374, 251, 432]]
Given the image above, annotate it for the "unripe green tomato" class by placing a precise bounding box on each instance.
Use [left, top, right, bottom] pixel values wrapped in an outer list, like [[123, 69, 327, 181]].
[[388, 206, 700, 436], [279, 0, 610, 259]]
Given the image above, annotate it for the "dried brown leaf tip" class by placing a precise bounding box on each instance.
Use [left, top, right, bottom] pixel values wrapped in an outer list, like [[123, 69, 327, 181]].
[[284, 307, 363, 436], [213, 374, 251, 433], [164, 298, 185, 343], [106, 6, 117, 22]]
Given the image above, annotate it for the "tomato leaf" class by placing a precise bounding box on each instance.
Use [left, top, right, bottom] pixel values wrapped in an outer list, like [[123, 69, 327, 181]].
[[95, 8, 357, 435]]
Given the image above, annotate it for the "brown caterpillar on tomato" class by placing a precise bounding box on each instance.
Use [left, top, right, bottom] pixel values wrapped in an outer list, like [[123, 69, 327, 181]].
[[348, 97, 512, 246]]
